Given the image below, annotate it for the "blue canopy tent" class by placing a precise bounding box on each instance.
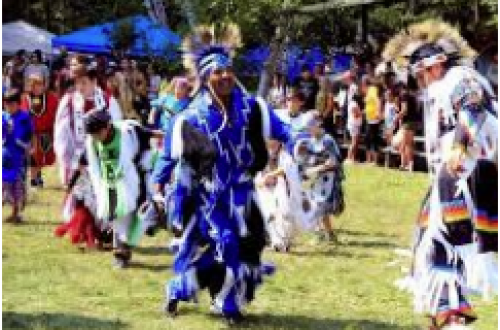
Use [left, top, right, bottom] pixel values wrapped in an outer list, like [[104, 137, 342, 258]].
[[52, 15, 180, 57], [240, 45, 351, 83]]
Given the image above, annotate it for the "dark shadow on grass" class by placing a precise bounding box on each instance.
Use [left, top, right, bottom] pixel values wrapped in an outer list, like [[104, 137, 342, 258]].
[[32, 185, 65, 192], [128, 261, 170, 272], [134, 246, 168, 256], [336, 229, 397, 239], [22, 220, 62, 226], [238, 313, 419, 330], [343, 239, 399, 249], [288, 248, 370, 259], [3, 311, 128, 329]]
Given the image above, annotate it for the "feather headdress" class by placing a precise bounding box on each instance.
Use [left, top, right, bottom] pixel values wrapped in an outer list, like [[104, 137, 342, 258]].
[[383, 19, 476, 70], [182, 23, 242, 79]]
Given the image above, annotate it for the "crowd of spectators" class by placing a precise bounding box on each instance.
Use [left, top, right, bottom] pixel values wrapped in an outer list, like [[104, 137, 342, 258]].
[[3, 48, 174, 127], [267, 59, 424, 171]]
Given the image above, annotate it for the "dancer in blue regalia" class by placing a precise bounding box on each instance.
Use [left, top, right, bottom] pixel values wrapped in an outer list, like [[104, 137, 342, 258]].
[[152, 23, 293, 324]]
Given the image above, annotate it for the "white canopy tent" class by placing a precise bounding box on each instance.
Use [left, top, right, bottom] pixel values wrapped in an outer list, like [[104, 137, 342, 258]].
[[2, 21, 55, 55]]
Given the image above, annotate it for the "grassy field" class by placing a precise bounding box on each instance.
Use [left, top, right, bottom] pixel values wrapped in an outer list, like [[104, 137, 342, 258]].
[[2, 165, 498, 330]]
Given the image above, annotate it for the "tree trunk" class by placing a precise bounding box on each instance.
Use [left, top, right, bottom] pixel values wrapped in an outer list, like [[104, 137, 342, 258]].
[[257, 15, 289, 98], [408, 0, 417, 14], [473, 0, 479, 26], [257, 28, 282, 98], [44, 0, 51, 31], [360, 4, 367, 44]]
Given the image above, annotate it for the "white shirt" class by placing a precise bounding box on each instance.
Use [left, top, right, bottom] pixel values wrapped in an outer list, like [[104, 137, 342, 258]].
[[384, 102, 397, 129], [347, 100, 362, 128], [336, 89, 347, 109]]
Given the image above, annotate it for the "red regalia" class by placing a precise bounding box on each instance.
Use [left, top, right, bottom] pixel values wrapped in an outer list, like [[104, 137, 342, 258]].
[[21, 92, 59, 167]]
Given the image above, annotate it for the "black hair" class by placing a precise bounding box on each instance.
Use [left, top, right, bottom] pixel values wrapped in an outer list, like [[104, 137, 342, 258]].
[[84, 110, 111, 134], [32, 50, 43, 62], [352, 94, 363, 105], [3, 89, 22, 103], [406, 75, 419, 92], [290, 88, 306, 102], [409, 43, 445, 66]]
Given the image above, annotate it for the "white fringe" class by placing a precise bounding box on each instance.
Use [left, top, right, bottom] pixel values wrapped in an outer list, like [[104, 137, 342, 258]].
[[414, 268, 463, 315], [442, 325, 473, 330], [458, 248, 498, 300]]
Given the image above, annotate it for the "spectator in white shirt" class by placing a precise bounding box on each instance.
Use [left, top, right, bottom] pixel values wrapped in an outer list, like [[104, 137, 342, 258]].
[[345, 94, 363, 164]]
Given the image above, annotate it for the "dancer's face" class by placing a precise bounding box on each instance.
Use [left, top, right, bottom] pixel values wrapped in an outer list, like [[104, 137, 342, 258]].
[[309, 122, 323, 138], [419, 64, 445, 88], [3, 100, 19, 114], [174, 82, 190, 100], [69, 58, 84, 79], [287, 96, 303, 115], [266, 139, 281, 154], [30, 79, 45, 96], [91, 124, 112, 142], [208, 68, 235, 98], [75, 76, 96, 98]]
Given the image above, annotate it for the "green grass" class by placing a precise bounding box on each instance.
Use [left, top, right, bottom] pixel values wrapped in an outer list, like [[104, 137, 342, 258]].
[[3, 166, 498, 330]]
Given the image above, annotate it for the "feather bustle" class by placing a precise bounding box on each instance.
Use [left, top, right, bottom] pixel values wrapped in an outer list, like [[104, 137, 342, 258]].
[[383, 19, 476, 67]]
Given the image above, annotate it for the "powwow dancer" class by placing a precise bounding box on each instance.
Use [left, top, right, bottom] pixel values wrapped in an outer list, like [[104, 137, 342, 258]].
[[153, 23, 293, 323], [2, 89, 33, 223], [53, 66, 122, 249], [384, 19, 498, 329], [83, 110, 161, 268], [293, 115, 344, 241], [21, 74, 59, 187], [254, 139, 298, 252]]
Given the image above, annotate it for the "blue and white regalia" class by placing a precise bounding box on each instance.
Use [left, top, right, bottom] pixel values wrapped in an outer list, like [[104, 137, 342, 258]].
[[153, 24, 292, 322]]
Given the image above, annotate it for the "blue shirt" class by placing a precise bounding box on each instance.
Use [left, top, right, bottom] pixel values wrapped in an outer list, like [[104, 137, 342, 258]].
[[151, 94, 190, 131], [2, 110, 33, 182]]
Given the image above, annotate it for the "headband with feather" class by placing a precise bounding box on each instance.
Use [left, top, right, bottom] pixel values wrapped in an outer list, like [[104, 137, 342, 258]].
[[383, 19, 476, 72], [182, 23, 242, 79]]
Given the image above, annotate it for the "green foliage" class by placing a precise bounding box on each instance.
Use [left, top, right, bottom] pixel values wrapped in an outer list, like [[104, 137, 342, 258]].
[[3, 0, 497, 54], [108, 19, 138, 53]]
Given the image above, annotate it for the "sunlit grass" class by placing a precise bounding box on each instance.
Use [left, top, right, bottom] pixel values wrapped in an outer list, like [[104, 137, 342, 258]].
[[2, 165, 497, 329]]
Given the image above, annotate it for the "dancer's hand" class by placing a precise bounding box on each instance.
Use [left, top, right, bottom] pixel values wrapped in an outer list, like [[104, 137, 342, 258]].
[[446, 146, 467, 177], [264, 175, 277, 187], [304, 167, 319, 178], [152, 193, 165, 212]]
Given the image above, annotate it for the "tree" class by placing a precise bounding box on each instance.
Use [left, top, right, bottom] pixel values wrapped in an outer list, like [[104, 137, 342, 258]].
[[106, 19, 139, 54]]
